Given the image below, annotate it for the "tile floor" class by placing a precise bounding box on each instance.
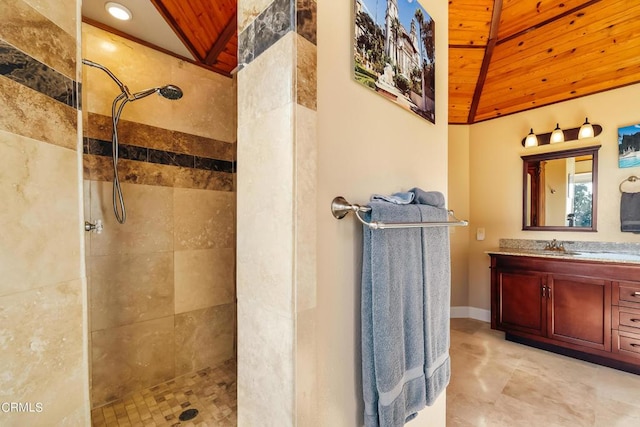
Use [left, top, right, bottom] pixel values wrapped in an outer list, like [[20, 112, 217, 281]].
[[91, 359, 236, 427], [448, 318, 640, 426], [90, 319, 640, 426]]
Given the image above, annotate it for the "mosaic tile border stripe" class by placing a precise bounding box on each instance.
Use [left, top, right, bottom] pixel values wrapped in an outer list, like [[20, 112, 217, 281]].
[[238, 0, 317, 69], [84, 138, 235, 173], [85, 112, 235, 162], [296, 0, 317, 45], [84, 154, 234, 191], [0, 39, 79, 109], [1, 0, 77, 80], [238, 0, 295, 67]]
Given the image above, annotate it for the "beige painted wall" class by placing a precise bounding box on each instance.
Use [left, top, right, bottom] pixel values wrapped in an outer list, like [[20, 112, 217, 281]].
[[448, 125, 471, 308], [317, 0, 449, 425], [454, 82, 640, 312]]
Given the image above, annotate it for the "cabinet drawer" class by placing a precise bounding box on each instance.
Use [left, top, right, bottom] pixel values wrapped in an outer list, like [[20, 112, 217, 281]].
[[613, 306, 640, 333], [614, 281, 640, 307], [613, 330, 640, 359]]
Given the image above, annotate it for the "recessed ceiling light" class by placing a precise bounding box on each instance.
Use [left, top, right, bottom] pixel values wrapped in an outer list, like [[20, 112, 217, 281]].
[[105, 2, 132, 21]]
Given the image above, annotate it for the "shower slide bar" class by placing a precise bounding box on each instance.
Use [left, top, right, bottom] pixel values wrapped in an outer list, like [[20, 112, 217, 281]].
[[331, 196, 469, 230]]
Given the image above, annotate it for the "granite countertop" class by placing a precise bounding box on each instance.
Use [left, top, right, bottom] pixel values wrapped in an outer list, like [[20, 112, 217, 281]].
[[487, 239, 640, 265]]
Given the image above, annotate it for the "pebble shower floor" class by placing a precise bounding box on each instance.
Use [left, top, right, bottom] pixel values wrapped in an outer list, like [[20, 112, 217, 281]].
[[91, 359, 236, 427]]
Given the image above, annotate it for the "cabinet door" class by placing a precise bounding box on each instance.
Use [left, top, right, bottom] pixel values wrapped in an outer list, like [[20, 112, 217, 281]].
[[497, 270, 546, 336], [547, 275, 611, 351]]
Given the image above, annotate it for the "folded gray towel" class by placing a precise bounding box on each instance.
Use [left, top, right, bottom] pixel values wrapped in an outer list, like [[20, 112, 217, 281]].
[[621, 192, 640, 233], [371, 192, 415, 205], [362, 202, 450, 427], [409, 188, 445, 208]]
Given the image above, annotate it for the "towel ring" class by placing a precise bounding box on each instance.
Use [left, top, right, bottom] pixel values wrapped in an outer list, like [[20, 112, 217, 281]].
[[620, 176, 640, 193]]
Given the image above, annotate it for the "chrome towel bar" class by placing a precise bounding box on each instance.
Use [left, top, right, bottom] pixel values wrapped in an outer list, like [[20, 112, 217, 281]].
[[331, 196, 469, 230]]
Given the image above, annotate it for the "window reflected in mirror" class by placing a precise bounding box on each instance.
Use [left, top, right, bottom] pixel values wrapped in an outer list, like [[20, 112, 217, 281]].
[[522, 146, 600, 231]]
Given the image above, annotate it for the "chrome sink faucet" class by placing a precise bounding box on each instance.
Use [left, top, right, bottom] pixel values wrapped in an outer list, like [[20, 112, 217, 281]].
[[544, 239, 565, 251]]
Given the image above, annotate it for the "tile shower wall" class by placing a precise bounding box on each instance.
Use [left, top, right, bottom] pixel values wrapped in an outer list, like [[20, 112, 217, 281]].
[[236, 0, 318, 424], [82, 24, 237, 408], [0, 0, 88, 425]]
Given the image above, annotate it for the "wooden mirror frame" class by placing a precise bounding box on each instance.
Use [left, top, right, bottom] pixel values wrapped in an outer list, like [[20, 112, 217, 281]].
[[522, 145, 600, 232]]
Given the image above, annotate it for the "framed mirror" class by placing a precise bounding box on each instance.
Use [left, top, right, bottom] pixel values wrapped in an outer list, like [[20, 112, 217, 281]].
[[522, 145, 600, 231]]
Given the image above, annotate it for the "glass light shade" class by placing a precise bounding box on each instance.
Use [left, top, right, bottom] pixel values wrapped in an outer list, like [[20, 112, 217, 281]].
[[524, 128, 538, 147], [578, 117, 594, 139], [105, 2, 132, 20], [550, 123, 564, 143]]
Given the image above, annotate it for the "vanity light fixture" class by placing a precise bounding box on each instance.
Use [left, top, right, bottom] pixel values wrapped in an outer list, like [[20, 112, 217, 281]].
[[524, 128, 538, 147], [550, 123, 564, 144], [105, 2, 132, 21], [521, 120, 601, 147], [578, 117, 595, 139]]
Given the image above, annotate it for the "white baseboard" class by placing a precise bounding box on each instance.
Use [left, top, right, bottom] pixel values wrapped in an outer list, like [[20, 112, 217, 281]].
[[451, 306, 491, 322]]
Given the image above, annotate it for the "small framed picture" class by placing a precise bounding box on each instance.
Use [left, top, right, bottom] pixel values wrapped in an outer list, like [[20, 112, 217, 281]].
[[353, 0, 435, 123], [618, 124, 640, 168]]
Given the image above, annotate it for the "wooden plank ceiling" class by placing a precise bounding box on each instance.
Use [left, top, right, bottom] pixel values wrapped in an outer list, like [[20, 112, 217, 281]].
[[92, 0, 640, 120], [449, 0, 640, 124], [149, 0, 238, 76]]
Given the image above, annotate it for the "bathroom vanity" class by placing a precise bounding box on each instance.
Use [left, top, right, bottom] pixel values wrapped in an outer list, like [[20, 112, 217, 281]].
[[489, 244, 640, 374]]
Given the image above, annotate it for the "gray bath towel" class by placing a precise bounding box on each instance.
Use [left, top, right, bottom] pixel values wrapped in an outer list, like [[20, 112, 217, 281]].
[[621, 192, 640, 233], [409, 188, 445, 208], [362, 202, 450, 427], [417, 205, 451, 405], [371, 192, 415, 205]]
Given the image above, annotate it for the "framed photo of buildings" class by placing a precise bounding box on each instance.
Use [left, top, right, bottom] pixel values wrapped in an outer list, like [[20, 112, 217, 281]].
[[618, 124, 640, 168], [353, 0, 435, 123]]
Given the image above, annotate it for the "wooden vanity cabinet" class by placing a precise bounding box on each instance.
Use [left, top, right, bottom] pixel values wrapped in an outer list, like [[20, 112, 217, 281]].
[[491, 254, 640, 374]]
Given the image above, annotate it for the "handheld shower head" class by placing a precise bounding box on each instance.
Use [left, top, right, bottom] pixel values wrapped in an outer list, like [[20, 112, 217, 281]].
[[130, 85, 183, 101], [82, 59, 184, 225], [159, 85, 183, 100]]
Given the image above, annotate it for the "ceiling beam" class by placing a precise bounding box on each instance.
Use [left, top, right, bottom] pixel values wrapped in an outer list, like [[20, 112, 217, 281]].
[[204, 11, 237, 66], [149, 0, 203, 62], [467, 0, 503, 124]]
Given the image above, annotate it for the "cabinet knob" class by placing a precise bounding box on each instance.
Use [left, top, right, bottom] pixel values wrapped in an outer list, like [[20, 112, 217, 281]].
[[633, 292, 640, 297]]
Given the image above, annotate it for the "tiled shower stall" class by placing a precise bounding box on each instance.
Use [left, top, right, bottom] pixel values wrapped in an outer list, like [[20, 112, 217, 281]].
[[1, 0, 319, 424], [82, 24, 237, 408]]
